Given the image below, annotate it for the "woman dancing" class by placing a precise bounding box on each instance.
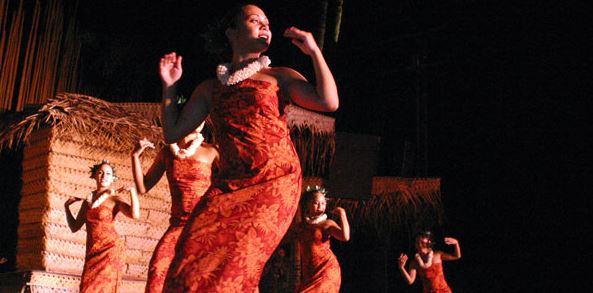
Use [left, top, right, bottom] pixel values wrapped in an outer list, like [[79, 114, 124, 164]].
[[295, 186, 350, 293], [398, 231, 462, 293], [131, 122, 218, 293], [64, 161, 140, 293], [159, 3, 339, 292]]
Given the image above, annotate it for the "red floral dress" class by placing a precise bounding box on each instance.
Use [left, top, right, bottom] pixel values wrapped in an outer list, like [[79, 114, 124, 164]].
[[79, 203, 123, 293], [295, 223, 341, 293], [417, 262, 453, 293], [164, 79, 302, 292], [144, 150, 212, 293]]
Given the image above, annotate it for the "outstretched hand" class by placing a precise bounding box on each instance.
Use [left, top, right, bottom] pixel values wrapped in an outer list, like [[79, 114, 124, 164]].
[[283, 27, 320, 56], [133, 138, 155, 156], [398, 253, 408, 268], [444, 237, 459, 245], [331, 206, 346, 216], [159, 52, 183, 87]]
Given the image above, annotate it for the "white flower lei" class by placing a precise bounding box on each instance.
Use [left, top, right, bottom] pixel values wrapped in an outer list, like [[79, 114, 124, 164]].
[[169, 134, 204, 159], [305, 213, 327, 225], [216, 55, 271, 86], [415, 250, 434, 269]]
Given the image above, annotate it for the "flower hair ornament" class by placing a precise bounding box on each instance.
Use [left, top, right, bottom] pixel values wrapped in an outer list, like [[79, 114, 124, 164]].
[[305, 185, 327, 195], [89, 160, 118, 180], [216, 55, 271, 86]]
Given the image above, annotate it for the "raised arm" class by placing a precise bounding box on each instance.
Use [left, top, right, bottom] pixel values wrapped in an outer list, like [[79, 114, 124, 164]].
[[398, 253, 417, 285], [440, 237, 462, 261], [279, 27, 339, 112], [326, 207, 350, 241], [64, 197, 88, 232], [160, 52, 212, 143], [113, 186, 141, 220], [131, 139, 166, 194]]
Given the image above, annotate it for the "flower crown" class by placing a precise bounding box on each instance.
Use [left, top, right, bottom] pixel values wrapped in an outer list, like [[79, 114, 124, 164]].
[[89, 160, 117, 180], [305, 185, 327, 195]]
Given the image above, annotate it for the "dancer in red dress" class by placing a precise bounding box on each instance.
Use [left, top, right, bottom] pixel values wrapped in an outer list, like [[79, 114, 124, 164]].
[[295, 187, 350, 293], [158, 4, 339, 292], [64, 161, 140, 293], [131, 122, 218, 293], [398, 231, 462, 293]]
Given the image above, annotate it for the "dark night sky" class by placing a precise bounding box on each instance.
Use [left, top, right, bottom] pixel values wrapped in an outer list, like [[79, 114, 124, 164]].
[[12, 0, 593, 291]]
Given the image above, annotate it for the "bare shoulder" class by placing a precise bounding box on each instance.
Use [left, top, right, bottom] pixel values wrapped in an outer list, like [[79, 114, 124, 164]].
[[196, 143, 219, 163], [432, 250, 444, 260], [266, 67, 307, 84]]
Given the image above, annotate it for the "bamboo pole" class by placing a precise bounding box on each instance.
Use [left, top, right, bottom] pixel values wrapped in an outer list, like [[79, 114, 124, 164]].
[[57, 0, 80, 94], [0, 0, 24, 111], [333, 0, 343, 43], [316, 0, 328, 51], [0, 0, 9, 69], [16, 0, 41, 111], [41, 0, 63, 106]]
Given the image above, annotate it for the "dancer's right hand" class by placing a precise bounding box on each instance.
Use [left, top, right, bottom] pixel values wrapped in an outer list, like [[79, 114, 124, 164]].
[[159, 52, 183, 87], [132, 138, 155, 156], [398, 253, 408, 268]]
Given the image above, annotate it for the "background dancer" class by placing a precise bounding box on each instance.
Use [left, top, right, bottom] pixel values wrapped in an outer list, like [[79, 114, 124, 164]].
[[131, 122, 218, 293], [64, 161, 140, 293], [398, 231, 461, 293], [295, 186, 350, 293]]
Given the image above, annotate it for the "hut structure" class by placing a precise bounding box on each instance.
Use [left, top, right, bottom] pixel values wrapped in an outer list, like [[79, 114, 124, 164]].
[[0, 93, 443, 292]]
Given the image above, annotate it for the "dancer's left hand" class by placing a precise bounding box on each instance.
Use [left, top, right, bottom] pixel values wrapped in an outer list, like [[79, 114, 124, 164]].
[[331, 206, 346, 216], [444, 237, 458, 245], [283, 27, 320, 56]]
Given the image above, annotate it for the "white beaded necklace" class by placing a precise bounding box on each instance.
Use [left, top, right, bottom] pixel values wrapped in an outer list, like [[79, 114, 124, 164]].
[[216, 55, 271, 86], [305, 213, 327, 225], [415, 250, 434, 269], [169, 134, 204, 159]]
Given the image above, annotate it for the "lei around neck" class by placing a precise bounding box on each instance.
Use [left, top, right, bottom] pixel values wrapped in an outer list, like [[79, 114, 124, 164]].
[[216, 56, 271, 86]]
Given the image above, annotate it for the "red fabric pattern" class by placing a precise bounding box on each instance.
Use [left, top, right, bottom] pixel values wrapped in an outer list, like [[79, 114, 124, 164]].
[[417, 262, 453, 293], [80, 204, 123, 293], [295, 224, 341, 293], [145, 152, 212, 293], [164, 79, 302, 292]]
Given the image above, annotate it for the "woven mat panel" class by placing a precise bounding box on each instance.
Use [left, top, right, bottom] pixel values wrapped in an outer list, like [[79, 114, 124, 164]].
[[22, 270, 148, 293], [18, 222, 84, 244]]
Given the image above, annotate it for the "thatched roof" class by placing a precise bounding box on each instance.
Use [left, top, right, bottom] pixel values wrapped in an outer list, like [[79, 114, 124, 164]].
[[303, 176, 443, 236], [0, 93, 163, 153]]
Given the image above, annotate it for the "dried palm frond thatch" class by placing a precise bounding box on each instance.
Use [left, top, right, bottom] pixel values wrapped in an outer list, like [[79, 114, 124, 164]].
[[327, 177, 443, 236], [0, 93, 163, 153], [287, 105, 336, 177]]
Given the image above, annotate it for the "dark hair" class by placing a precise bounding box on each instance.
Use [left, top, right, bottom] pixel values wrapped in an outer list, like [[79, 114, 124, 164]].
[[89, 160, 116, 179], [202, 3, 249, 62], [300, 186, 328, 210], [415, 231, 434, 247]]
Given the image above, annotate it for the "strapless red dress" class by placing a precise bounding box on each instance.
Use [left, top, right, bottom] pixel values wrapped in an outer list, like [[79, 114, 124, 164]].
[[418, 262, 453, 293], [164, 79, 302, 292], [295, 223, 341, 293], [80, 203, 123, 293]]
